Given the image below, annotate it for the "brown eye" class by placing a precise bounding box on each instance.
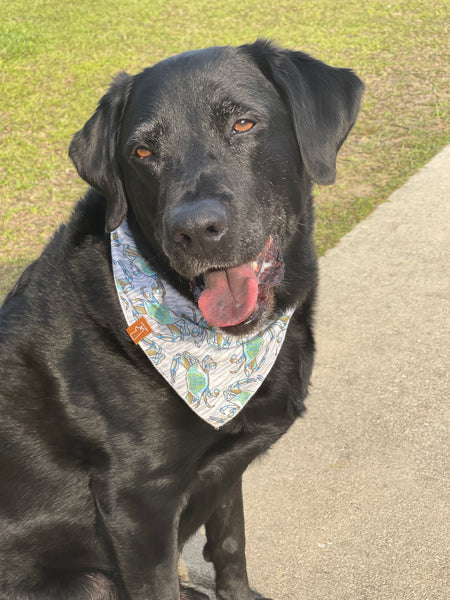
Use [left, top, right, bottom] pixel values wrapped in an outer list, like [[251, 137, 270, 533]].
[[233, 119, 255, 134], [135, 147, 152, 158]]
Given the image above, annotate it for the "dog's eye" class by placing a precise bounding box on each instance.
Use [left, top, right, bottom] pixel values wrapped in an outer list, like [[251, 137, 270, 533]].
[[135, 147, 152, 158], [232, 119, 255, 134]]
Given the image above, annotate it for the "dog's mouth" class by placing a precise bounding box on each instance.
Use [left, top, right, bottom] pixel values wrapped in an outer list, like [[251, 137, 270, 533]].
[[190, 236, 284, 329]]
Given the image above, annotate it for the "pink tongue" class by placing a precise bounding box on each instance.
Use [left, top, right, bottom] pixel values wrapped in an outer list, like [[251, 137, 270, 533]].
[[198, 264, 258, 327]]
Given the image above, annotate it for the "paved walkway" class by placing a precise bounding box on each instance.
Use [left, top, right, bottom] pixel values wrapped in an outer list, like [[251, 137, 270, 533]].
[[184, 145, 450, 599]]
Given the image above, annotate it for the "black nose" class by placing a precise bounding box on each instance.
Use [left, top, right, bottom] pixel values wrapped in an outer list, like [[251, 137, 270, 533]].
[[170, 198, 228, 255]]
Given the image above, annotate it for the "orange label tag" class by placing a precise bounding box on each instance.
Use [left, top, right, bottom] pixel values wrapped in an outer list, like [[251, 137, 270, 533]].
[[126, 317, 152, 344]]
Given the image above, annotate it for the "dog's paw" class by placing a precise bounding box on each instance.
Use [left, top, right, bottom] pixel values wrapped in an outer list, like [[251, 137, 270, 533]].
[[250, 590, 273, 600], [180, 581, 211, 600]]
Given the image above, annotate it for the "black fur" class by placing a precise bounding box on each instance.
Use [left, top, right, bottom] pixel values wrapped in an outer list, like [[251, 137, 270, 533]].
[[0, 40, 363, 600]]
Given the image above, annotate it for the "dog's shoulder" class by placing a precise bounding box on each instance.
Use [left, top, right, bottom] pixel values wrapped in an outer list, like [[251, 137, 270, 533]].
[[1, 190, 113, 340]]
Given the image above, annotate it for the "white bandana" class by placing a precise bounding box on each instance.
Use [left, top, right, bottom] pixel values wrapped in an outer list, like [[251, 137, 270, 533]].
[[111, 221, 294, 429]]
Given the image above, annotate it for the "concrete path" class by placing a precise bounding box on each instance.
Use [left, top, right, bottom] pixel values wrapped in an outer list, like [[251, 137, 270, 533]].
[[184, 146, 450, 599]]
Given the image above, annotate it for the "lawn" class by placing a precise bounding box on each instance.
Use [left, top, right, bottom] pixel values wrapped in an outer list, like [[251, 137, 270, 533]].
[[1, 0, 449, 297]]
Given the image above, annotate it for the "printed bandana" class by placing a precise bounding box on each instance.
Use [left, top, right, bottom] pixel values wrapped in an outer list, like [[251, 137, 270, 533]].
[[111, 220, 294, 429]]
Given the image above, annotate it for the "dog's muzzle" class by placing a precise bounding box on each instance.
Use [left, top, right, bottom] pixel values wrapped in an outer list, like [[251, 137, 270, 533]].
[[191, 236, 285, 328]]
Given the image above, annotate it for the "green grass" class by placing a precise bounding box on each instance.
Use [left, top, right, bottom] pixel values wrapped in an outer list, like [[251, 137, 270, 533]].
[[1, 0, 449, 297]]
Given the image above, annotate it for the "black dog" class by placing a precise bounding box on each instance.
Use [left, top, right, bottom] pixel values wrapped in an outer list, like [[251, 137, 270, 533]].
[[0, 40, 363, 599]]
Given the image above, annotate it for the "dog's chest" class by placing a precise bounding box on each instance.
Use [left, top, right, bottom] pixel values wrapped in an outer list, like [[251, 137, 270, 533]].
[[111, 220, 295, 431]]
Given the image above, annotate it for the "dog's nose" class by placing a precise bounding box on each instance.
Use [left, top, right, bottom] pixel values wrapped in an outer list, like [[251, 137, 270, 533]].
[[171, 199, 228, 254]]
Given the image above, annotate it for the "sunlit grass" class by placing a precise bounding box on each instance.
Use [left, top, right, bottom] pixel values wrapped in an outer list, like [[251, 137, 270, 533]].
[[1, 0, 449, 296]]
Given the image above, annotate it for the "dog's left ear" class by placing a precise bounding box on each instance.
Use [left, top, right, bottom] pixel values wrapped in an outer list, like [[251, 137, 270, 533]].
[[69, 72, 133, 232], [245, 40, 364, 185]]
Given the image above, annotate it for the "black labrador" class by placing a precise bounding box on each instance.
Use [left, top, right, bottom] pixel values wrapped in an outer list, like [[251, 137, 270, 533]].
[[0, 40, 363, 600]]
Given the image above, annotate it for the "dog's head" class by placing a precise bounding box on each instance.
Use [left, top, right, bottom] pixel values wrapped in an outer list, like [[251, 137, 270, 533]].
[[70, 40, 363, 334]]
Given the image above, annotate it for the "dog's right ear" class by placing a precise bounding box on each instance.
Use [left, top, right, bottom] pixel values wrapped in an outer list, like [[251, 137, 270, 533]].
[[69, 72, 133, 232]]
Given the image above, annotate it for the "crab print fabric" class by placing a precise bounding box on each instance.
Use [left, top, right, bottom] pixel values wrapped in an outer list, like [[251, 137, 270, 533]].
[[111, 221, 294, 429]]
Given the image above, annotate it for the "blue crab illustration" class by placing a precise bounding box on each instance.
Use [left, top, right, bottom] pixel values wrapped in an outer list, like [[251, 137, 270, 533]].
[[230, 315, 291, 375], [144, 341, 165, 365], [170, 352, 218, 408], [121, 245, 166, 295], [217, 404, 240, 420], [210, 376, 263, 423], [223, 377, 259, 406], [207, 376, 262, 427], [268, 314, 291, 343], [129, 298, 189, 342], [230, 335, 267, 375], [114, 259, 135, 293], [111, 231, 121, 247], [182, 308, 232, 350]]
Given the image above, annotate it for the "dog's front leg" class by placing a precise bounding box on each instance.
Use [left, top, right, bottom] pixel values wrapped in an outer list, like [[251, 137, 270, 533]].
[[203, 477, 253, 600], [93, 481, 181, 600]]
